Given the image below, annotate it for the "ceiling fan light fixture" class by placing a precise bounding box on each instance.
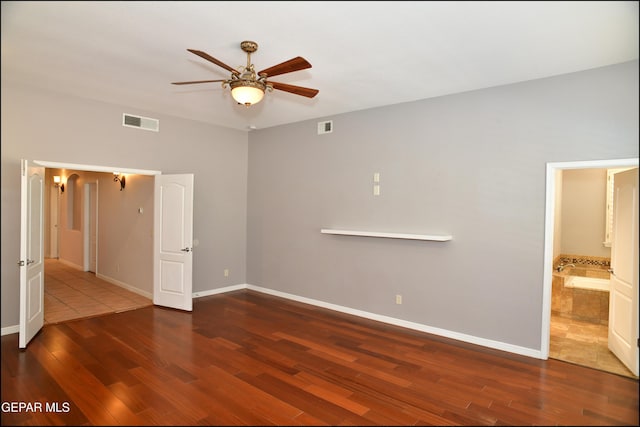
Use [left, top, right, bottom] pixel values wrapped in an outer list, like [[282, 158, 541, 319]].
[[230, 80, 265, 106], [173, 41, 319, 106]]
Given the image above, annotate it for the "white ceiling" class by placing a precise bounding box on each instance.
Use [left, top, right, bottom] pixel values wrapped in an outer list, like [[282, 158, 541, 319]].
[[2, 1, 638, 132]]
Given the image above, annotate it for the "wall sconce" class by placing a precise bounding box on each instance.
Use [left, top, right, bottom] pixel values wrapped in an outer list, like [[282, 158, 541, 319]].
[[53, 175, 64, 193], [113, 172, 126, 191]]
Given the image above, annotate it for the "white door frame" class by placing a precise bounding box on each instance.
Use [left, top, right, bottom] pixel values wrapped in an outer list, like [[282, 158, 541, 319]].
[[50, 184, 60, 258], [34, 161, 161, 177], [36, 161, 161, 274], [83, 181, 98, 273], [35, 161, 162, 274], [541, 157, 639, 359]]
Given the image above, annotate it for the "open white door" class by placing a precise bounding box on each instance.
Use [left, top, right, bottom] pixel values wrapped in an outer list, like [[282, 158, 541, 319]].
[[153, 174, 194, 311], [19, 160, 45, 348], [608, 168, 638, 376]]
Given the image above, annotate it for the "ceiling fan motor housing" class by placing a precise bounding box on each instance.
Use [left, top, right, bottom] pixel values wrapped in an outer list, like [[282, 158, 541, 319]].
[[240, 41, 258, 53]]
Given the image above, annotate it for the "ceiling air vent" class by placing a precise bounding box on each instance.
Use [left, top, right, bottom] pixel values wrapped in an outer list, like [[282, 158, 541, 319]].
[[123, 113, 159, 132], [317, 120, 333, 135]]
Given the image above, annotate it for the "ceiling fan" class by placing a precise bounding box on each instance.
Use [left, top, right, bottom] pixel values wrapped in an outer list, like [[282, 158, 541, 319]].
[[172, 41, 319, 107]]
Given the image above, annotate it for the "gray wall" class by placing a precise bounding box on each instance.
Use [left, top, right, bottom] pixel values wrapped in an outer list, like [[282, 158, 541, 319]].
[[3, 61, 637, 354], [247, 60, 639, 351], [561, 168, 610, 258], [1, 82, 248, 328], [44, 169, 157, 295]]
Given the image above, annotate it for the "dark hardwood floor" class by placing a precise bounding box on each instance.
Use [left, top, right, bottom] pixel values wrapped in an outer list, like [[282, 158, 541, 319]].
[[2, 290, 638, 426]]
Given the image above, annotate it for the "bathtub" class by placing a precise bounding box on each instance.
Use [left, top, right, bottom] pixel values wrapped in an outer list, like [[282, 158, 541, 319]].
[[564, 275, 610, 292], [552, 263, 611, 323]]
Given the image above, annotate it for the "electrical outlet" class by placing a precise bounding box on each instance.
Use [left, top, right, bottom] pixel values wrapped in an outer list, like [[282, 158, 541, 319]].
[[373, 184, 380, 196], [224, 269, 229, 277], [396, 294, 402, 304]]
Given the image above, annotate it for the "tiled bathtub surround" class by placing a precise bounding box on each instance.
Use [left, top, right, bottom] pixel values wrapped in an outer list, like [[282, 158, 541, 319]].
[[554, 254, 611, 270], [552, 254, 611, 325], [548, 254, 639, 379]]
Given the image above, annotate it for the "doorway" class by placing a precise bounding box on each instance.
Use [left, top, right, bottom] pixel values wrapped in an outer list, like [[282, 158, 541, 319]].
[[21, 159, 194, 348], [40, 162, 161, 325], [541, 158, 638, 378]]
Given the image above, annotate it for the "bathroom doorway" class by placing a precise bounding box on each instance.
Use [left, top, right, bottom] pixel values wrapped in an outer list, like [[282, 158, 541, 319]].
[[542, 158, 638, 379]]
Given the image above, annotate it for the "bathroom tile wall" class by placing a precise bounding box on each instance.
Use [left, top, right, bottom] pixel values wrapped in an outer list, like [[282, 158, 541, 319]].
[[555, 254, 611, 270], [551, 254, 611, 325]]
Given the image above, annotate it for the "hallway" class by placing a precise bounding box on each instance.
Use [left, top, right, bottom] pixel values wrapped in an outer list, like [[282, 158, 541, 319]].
[[44, 258, 152, 325]]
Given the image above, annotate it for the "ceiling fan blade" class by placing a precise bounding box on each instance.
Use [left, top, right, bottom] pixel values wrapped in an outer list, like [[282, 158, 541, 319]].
[[187, 49, 240, 76], [270, 81, 319, 98], [259, 57, 311, 78], [171, 79, 227, 85]]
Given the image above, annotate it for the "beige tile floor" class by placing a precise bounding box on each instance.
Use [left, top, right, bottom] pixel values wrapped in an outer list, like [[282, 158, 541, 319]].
[[44, 258, 152, 325], [550, 313, 637, 379]]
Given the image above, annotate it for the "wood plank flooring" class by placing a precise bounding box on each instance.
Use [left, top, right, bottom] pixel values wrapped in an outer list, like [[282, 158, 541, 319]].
[[2, 290, 638, 426]]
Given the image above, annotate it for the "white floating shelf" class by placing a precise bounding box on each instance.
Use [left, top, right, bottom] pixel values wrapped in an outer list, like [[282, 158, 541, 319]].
[[321, 229, 452, 241]]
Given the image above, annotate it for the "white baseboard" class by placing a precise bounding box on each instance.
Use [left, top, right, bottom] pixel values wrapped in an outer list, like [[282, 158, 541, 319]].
[[192, 284, 247, 298], [194, 283, 542, 360], [56, 258, 84, 271], [51, 258, 152, 299], [1, 325, 20, 336], [245, 284, 542, 360], [96, 273, 152, 299], [3, 282, 542, 360]]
